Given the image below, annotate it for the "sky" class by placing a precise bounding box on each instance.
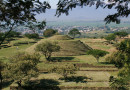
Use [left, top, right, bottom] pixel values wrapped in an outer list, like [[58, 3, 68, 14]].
[[36, 0, 130, 22], [40, 0, 110, 9]]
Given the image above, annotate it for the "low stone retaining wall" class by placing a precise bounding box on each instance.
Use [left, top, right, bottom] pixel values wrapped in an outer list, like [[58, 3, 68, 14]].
[[10, 86, 114, 90]]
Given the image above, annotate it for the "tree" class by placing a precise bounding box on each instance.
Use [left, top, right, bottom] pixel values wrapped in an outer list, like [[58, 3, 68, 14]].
[[114, 31, 128, 38], [3, 52, 40, 87], [0, 61, 4, 89], [43, 29, 57, 37], [68, 28, 81, 38], [0, 33, 4, 42], [24, 33, 39, 39], [105, 34, 116, 44], [49, 64, 78, 78], [35, 41, 60, 61], [106, 39, 130, 89], [0, 0, 50, 46], [117, 39, 130, 54], [106, 39, 130, 68], [5, 31, 21, 43], [56, 0, 130, 24], [5, 31, 21, 38], [87, 49, 109, 63], [106, 52, 126, 68]]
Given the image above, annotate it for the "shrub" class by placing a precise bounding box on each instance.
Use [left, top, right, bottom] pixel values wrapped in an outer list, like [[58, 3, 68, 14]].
[[114, 31, 128, 38], [3, 52, 40, 87], [49, 64, 79, 78], [43, 29, 57, 37], [24, 33, 39, 39], [35, 41, 60, 61], [105, 34, 116, 44]]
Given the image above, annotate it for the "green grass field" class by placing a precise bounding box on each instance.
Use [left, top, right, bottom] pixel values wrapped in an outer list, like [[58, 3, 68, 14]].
[[0, 36, 120, 90]]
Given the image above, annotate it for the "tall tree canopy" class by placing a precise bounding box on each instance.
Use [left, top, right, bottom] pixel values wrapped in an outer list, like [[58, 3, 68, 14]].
[[56, 0, 130, 24], [0, 0, 50, 45]]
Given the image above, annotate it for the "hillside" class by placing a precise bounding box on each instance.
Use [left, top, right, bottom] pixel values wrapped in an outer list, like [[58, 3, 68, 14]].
[[26, 35, 91, 56]]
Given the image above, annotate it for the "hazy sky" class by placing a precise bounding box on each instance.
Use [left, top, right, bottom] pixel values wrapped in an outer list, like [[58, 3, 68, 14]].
[[37, 0, 117, 21], [40, 0, 109, 9], [36, 0, 130, 22]]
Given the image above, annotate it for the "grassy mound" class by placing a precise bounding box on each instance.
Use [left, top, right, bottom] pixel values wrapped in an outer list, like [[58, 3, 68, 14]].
[[26, 35, 91, 56], [48, 35, 72, 40], [52, 40, 91, 56]]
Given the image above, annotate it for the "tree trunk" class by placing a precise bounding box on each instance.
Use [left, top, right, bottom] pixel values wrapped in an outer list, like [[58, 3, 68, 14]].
[[17, 80, 22, 90], [0, 71, 2, 90], [63, 73, 67, 79], [96, 58, 99, 63], [0, 26, 13, 46]]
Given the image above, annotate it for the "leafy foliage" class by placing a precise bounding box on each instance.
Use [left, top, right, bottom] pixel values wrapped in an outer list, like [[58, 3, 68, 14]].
[[68, 28, 81, 38], [0, 0, 50, 26], [106, 52, 126, 68], [0, 61, 5, 89], [87, 49, 109, 62], [3, 52, 40, 87], [114, 31, 128, 38], [43, 29, 57, 37], [0, 0, 50, 45], [110, 77, 129, 90], [35, 41, 60, 61], [24, 33, 39, 39], [106, 39, 130, 68], [105, 34, 116, 43], [49, 64, 79, 78], [110, 63, 130, 90], [0, 33, 4, 41], [107, 39, 130, 89], [116, 39, 130, 54], [56, 0, 130, 24]]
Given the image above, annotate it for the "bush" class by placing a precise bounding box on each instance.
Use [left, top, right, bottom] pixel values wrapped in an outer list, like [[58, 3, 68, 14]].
[[3, 52, 40, 87], [48, 64, 79, 78], [24, 33, 39, 39], [105, 34, 116, 44], [5, 31, 21, 38], [106, 52, 125, 68], [43, 29, 57, 37], [114, 31, 128, 38]]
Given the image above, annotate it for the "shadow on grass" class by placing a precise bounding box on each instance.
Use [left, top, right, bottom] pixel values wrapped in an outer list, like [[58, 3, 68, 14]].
[[51, 57, 75, 62], [59, 76, 92, 83], [24, 79, 60, 90], [2, 80, 14, 89], [99, 62, 112, 65], [0, 45, 11, 49]]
